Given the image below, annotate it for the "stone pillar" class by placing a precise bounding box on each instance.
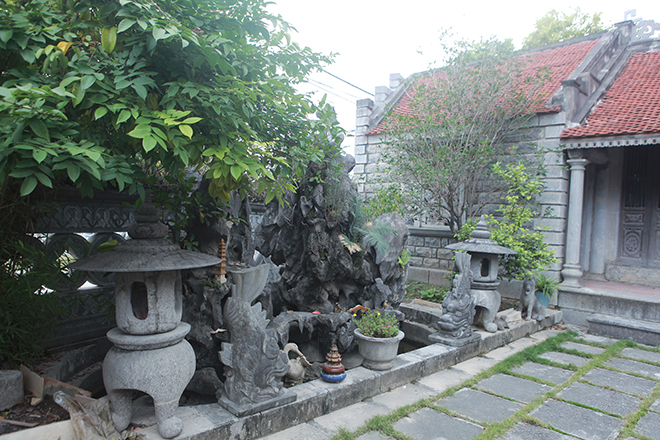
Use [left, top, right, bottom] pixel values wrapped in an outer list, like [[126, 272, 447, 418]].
[[561, 156, 589, 287]]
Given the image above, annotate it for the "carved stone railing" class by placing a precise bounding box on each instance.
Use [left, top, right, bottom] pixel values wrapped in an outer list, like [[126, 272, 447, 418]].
[[34, 188, 137, 350]]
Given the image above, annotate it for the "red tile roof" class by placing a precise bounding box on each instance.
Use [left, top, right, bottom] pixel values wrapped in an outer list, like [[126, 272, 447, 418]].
[[561, 51, 660, 139], [366, 40, 598, 135]]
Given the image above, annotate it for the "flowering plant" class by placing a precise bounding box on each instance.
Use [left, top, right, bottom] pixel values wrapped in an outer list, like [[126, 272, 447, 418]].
[[355, 310, 400, 338]]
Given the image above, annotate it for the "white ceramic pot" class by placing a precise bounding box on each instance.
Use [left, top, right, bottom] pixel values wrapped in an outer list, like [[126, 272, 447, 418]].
[[354, 328, 405, 371]]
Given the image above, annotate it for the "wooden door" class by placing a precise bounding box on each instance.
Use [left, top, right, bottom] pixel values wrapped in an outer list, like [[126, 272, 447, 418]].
[[619, 146, 660, 267]]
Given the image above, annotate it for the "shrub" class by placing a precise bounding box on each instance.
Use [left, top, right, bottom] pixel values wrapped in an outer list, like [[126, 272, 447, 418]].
[[458, 161, 556, 281], [0, 238, 64, 366]]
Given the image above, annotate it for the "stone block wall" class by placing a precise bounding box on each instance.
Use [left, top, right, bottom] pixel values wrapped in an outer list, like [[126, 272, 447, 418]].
[[405, 227, 456, 286]]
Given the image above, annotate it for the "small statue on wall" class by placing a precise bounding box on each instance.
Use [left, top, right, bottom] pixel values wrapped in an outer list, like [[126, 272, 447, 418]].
[[520, 278, 544, 321]]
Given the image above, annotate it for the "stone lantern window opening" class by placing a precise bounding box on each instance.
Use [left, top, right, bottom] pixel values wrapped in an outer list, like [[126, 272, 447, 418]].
[[131, 281, 149, 320], [480, 257, 490, 278]]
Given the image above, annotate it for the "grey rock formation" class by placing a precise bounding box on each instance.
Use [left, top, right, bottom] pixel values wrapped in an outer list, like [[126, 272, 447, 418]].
[[254, 154, 409, 315]]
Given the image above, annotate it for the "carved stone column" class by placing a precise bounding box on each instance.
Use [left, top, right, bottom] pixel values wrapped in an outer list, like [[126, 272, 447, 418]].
[[561, 156, 590, 287]]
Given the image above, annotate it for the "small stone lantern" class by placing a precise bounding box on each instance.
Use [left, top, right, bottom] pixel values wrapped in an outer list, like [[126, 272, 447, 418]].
[[446, 217, 516, 332], [71, 200, 221, 438]]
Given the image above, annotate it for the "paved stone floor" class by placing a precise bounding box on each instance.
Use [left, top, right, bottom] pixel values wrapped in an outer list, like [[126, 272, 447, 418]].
[[257, 331, 660, 440]]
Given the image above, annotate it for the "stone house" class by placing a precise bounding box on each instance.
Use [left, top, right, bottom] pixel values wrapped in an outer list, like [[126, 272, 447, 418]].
[[354, 19, 660, 339]]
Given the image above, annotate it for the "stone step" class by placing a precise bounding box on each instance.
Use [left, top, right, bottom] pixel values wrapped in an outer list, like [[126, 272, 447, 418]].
[[586, 314, 660, 346], [557, 286, 660, 327]]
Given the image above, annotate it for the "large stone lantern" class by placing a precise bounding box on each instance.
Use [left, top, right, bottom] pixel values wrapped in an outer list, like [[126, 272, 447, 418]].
[[446, 217, 516, 332], [71, 200, 221, 438]]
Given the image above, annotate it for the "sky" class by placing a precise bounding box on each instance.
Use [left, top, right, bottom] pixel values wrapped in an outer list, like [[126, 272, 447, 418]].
[[265, 1, 660, 153]]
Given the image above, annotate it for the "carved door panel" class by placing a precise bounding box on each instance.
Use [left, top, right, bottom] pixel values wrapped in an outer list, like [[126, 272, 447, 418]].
[[619, 146, 660, 267]]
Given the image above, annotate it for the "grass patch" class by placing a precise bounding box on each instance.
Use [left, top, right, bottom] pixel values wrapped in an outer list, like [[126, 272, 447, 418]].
[[405, 281, 449, 304]]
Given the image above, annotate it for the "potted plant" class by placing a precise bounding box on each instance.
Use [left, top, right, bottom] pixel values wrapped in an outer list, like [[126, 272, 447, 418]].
[[534, 273, 559, 308], [353, 310, 404, 371]]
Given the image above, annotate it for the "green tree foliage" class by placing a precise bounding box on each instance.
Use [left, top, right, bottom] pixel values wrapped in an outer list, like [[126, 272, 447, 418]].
[[0, 0, 343, 363], [383, 37, 541, 234], [0, 0, 341, 214], [523, 8, 607, 49], [458, 162, 556, 281]]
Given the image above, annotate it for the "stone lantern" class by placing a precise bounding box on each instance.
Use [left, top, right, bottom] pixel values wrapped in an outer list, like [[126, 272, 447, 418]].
[[446, 217, 516, 332], [71, 200, 221, 438]]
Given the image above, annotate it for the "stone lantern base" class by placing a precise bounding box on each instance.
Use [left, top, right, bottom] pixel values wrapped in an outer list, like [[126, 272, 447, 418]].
[[103, 323, 195, 439]]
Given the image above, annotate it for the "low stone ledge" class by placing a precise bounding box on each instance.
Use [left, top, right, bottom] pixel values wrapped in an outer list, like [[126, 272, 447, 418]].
[[1, 309, 562, 440], [132, 309, 562, 440]]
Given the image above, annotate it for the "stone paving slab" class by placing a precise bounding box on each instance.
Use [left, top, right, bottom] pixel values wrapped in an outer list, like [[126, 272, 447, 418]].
[[577, 334, 619, 345], [561, 341, 606, 355], [355, 431, 394, 440], [393, 407, 484, 440], [538, 351, 590, 367], [438, 388, 523, 423], [258, 421, 331, 440], [636, 411, 660, 440], [605, 357, 660, 379], [531, 399, 622, 440], [314, 401, 390, 433], [418, 368, 472, 394], [498, 422, 577, 439], [452, 356, 499, 376], [621, 347, 660, 364], [651, 397, 660, 412], [558, 382, 641, 416], [510, 362, 574, 385], [476, 373, 552, 403], [583, 368, 657, 396], [370, 383, 436, 410]]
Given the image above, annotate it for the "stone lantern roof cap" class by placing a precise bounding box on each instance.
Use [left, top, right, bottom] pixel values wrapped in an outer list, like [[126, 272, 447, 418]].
[[70, 200, 221, 272], [446, 217, 517, 256]]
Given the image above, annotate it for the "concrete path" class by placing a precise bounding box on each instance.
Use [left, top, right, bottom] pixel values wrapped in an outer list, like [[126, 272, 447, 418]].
[[257, 330, 660, 440]]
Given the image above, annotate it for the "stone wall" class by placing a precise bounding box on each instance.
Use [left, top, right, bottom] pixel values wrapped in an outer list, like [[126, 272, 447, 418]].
[[405, 227, 455, 286]]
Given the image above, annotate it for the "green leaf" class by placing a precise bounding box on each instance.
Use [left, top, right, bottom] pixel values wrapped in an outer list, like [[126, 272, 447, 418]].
[[21, 49, 35, 64], [28, 119, 50, 141], [80, 75, 95, 90], [32, 149, 48, 163], [142, 136, 157, 152], [131, 83, 147, 100], [0, 29, 13, 43], [116, 109, 131, 124], [179, 124, 193, 138], [35, 172, 52, 188], [182, 117, 202, 124], [66, 163, 80, 182], [127, 125, 151, 139], [20, 176, 38, 196], [152, 27, 166, 41], [117, 19, 135, 33], [94, 107, 108, 120], [230, 165, 242, 180]]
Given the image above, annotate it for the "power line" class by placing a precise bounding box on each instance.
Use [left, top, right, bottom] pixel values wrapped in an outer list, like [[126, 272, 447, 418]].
[[322, 69, 374, 97], [309, 79, 362, 104]]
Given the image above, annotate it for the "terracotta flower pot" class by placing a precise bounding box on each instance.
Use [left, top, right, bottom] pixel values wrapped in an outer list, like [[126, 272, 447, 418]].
[[354, 328, 405, 371]]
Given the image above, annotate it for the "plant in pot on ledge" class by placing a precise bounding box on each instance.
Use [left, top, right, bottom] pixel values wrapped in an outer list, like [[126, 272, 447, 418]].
[[353, 310, 404, 371], [534, 273, 559, 308]]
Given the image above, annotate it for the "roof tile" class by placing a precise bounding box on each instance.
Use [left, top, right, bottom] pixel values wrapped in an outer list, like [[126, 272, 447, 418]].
[[561, 51, 660, 139]]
